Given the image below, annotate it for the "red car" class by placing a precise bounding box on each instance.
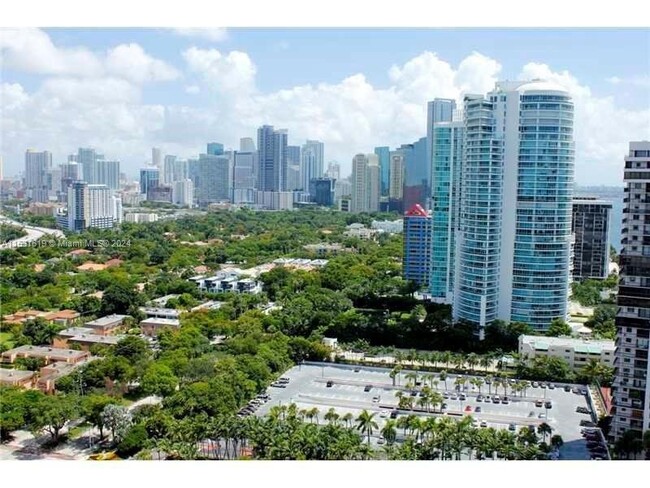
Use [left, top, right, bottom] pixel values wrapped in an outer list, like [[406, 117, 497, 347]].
[[464, 405, 472, 412]]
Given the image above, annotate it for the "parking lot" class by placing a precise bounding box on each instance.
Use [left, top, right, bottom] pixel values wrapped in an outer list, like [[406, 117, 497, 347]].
[[254, 362, 597, 460]]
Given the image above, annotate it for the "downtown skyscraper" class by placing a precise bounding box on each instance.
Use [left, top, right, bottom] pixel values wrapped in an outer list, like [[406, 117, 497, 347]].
[[257, 125, 288, 192], [24, 149, 52, 203], [611, 141, 650, 441], [453, 81, 575, 334]]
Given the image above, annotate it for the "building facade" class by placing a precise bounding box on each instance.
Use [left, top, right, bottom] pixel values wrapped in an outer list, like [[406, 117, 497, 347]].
[[172, 179, 194, 207], [95, 160, 120, 190], [571, 197, 612, 280], [454, 80, 575, 335], [403, 204, 433, 288], [518, 335, 615, 372], [301, 140, 324, 194], [140, 168, 160, 196], [402, 137, 429, 211], [25, 149, 52, 203], [195, 153, 230, 206], [257, 125, 288, 192], [67, 181, 89, 231], [389, 151, 404, 201], [351, 154, 380, 213], [374, 146, 391, 196], [611, 141, 650, 441], [429, 99, 464, 304], [310, 177, 335, 206]]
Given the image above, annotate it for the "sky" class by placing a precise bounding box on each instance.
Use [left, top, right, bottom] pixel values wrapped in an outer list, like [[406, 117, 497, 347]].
[[1, 27, 649, 183]]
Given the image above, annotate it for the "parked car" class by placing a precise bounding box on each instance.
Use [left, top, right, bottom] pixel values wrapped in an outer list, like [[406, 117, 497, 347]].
[[480, 421, 488, 428], [492, 396, 501, 404], [441, 403, 448, 410], [443, 392, 450, 399], [545, 401, 552, 409], [535, 400, 544, 407], [410, 391, 418, 397], [538, 413, 545, 419], [390, 410, 398, 419], [475, 406, 482, 413], [377, 437, 385, 445], [501, 396, 510, 404], [465, 405, 472, 412], [450, 394, 458, 400], [364, 385, 372, 392], [354, 367, 360, 373], [564, 385, 571, 392], [459, 394, 467, 401], [540, 382, 547, 389], [509, 423, 516, 431], [380, 411, 388, 418], [548, 383, 556, 390], [326, 381, 333, 387], [372, 395, 380, 403], [476, 395, 484, 402], [532, 381, 539, 388]]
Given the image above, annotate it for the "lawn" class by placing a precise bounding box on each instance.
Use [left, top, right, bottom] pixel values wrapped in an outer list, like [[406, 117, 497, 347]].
[[0, 332, 15, 349]]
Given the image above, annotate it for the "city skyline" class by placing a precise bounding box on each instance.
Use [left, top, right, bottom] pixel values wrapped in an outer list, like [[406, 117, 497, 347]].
[[1, 28, 649, 183]]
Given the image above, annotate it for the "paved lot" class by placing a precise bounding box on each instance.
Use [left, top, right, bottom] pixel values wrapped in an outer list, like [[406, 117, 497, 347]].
[[255, 362, 595, 460]]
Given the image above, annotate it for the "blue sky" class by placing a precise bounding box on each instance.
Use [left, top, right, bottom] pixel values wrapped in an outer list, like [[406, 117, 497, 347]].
[[1, 28, 649, 182]]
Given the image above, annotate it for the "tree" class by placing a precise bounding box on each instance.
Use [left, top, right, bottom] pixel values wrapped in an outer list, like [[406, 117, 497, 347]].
[[113, 336, 150, 362], [32, 394, 79, 443], [117, 424, 149, 458], [537, 422, 553, 443], [381, 420, 397, 445], [101, 281, 144, 315], [22, 317, 62, 345], [0, 388, 26, 440], [546, 318, 572, 337], [83, 394, 119, 440], [102, 404, 132, 444], [550, 434, 564, 450], [355, 410, 378, 445], [141, 363, 178, 397]]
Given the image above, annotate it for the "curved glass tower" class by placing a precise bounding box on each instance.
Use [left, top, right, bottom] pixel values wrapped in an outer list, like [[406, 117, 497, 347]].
[[454, 80, 575, 334]]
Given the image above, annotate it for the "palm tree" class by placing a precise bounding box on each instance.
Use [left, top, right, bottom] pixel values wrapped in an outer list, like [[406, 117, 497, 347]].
[[342, 412, 353, 428], [429, 391, 443, 412], [405, 372, 418, 390], [394, 350, 404, 365], [470, 377, 484, 394], [479, 355, 492, 372], [324, 408, 339, 425], [439, 370, 448, 391], [485, 375, 494, 395], [355, 410, 378, 445], [305, 407, 319, 424], [537, 423, 553, 443], [453, 354, 465, 371], [466, 353, 479, 373], [381, 420, 397, 445], [432, 377, 440, 392], [442, 351, 453, 370]]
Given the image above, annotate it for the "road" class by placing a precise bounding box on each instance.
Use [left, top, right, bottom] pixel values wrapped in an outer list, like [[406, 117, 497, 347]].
[[0, 213, 64, 249], [0, 395, 162, 460]]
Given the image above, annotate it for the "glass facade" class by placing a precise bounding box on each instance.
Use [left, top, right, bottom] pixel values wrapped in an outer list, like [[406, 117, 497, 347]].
[[430, 122, 464, 301], [403, 204, 432, 288], [374, 146, 390, 196], [454, 81, 574, 333], [402, 137, 429, 211]]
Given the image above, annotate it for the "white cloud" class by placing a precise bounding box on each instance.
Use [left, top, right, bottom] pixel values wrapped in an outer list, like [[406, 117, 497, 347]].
[[0, 28, 179, 85], [2, 42, 648, 186], [171, 28, 228, 42], [0, 28, 103, 77], [521, 62, 650, 184], [183, 47, 256, 94], [606, 75, 650, 88], [106, 44, 180, 84]]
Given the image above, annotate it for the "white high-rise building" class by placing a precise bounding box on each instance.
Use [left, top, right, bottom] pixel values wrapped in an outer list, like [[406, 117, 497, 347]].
[[301, 140, 325, 193], [325, 161, 340, 181], [172, 179, 194, 207], [240, 137, 256, 152], [87, 184, 117, 229], [152, 147, 162, 170], [96, 160, 120, 190], [25, 149, 52, 203], [454, 80, 575, 335], [351, 153, 380, 213], [367, 154, 380, 212]]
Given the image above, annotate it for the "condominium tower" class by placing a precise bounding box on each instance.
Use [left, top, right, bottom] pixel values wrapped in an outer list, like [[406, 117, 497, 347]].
[[454, 80, 575, 334], [611, 141, 650, 441], [571, 197, 612, 280]]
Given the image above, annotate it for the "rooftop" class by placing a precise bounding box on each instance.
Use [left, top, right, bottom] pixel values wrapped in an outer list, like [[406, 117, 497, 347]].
[[68, 334, 125, 345], [0, 368, 35, 382], [140, 318, 181, 326], [520, 335, 614, 353], [2, 345, 89, 361], [85, 314, 128, 328]]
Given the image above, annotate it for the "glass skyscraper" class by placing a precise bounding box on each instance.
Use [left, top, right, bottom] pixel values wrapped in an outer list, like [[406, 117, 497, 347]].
[[454, 80, 575, 334], [402, 137, 429, 211], [374, 146, 390, 196], [429, 99, 464, 303]]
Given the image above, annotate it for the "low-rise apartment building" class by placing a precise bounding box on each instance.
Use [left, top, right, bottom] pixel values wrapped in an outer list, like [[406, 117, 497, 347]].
[[1, 345, 90, 365], [518, 334, 615, 371], [140, 317, 181, 337]]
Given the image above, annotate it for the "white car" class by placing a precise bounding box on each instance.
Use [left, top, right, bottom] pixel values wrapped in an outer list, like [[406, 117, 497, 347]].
[[380, 411, 388, 418]]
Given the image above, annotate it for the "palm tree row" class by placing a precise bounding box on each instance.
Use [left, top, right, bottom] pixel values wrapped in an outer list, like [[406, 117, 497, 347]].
[[392, 350, 499, 373]]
